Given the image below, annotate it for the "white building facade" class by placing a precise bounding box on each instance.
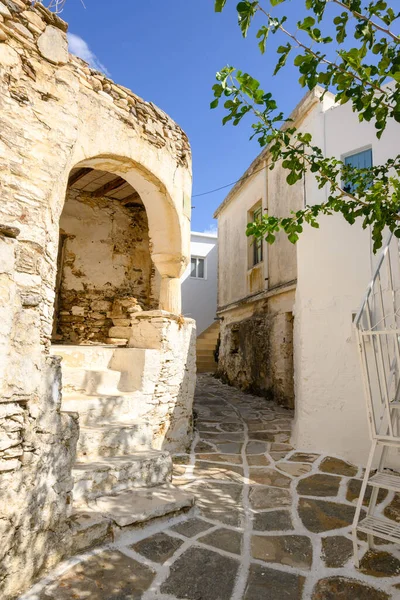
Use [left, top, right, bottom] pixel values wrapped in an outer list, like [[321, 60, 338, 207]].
[[215, 87, 400, 465], [181, 231, 218, 335]]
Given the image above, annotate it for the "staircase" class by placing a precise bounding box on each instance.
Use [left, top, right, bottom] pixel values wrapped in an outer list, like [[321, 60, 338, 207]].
[[53, 345, 194, 553], [352, 234, 400, 564], [196, 321, 219, 373]]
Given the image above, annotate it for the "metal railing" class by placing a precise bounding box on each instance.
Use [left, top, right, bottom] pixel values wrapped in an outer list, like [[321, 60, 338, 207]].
[[354, 233, 400, 441]]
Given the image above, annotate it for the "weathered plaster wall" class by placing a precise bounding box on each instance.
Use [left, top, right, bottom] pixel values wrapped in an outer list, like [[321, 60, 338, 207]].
[[56, 189, 155, 343], [217, 289, 295, 408], [292, 94, 400, 465], [217, 168, 267, 309], [214, 95, 315, 407], [0, 1, 192, 597]]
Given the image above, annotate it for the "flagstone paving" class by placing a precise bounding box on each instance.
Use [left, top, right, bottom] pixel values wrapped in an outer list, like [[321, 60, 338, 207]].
[[20, 374, 400, 599]]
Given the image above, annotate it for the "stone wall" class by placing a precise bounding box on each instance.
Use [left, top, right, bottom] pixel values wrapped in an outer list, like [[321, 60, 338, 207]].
[[217, 291, 295, 409], [128, 311, 197, 451], [0, 1, 192, 597], [55, 189, 156, 343]]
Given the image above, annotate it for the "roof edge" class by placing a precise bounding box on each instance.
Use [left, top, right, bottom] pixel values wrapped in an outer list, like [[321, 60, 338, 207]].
[[213, 86, 333, 218]]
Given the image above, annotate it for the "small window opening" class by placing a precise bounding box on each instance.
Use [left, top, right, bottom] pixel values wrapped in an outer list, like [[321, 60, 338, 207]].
[[191, 257, 205, 279], [252, 206, 263, 266]]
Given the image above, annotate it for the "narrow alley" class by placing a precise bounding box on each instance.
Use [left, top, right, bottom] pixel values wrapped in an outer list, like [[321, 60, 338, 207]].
[[20, 375, 400, 600]]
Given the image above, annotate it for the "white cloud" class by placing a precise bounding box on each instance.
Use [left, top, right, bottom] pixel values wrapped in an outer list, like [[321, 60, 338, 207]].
[[68, 33, 110, 76], [203, 224, 218, 236]]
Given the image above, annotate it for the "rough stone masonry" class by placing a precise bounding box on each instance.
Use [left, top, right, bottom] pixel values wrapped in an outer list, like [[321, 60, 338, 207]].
[[0, 0, 194, 597]]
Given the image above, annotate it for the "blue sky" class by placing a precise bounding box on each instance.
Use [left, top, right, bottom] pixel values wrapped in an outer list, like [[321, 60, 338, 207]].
[[63, 0, 315, 233]]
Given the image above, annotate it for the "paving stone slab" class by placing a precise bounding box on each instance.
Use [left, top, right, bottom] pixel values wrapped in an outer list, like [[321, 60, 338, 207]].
[[312, 576, 390, 600], [297, 473, 341, 497], [201, 433, 244, 442], [253, 509, 294, 532], [172, 454, 191, 465], [288, 452, 320, 463], [199, 527, 242, 555], [246, 441, 268, 455], [383, 492, 400, 521], [244, 563, 305, 600], [194, 461, 244, 482], [359, 550, 400, 578], [197, 453, 242, 464], [298, 498, 358, 533], [131, 532, 183, 564], [250, 431, 291, 444], [215, 442, 243, 454], [319, 457, 358, 477], [169, 517, 214, 538], [195, 440, 217, 453], [277, 462, 312, 477], [160, 546, 239, 600], [321, 536, 353, 568], [249, 486, 292, 510], [37, 550, 155, 599], [247, 455, 271, 466], [346, 478, 388, 505], [249, 467, 292, 488], [220, 422, 244, 432], [271, 443, 294, 452], [251, 534, 313, 570], [194, 481, 244, 526], [270, 451, 290, 460]]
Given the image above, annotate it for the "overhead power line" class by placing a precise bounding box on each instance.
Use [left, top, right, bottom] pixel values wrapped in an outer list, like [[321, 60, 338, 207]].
[[192, 163, 268, 198]]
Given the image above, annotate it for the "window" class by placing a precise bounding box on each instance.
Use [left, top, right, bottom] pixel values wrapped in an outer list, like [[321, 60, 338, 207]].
[[191, 257, 205, 279], [343, 148, 373, 194], [252, 206, 263, 266]]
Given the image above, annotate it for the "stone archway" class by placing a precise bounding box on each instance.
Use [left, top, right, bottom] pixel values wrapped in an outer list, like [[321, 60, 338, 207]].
[[52, 167, 157, 345]]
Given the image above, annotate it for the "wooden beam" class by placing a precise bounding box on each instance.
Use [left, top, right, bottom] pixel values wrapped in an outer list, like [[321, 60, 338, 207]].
[[93, 177, 126, 198], [120, 191, 141, 205], [68, 168, 93, 187]]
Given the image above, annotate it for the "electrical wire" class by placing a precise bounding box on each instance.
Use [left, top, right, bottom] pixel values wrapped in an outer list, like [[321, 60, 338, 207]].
[[192, 163, 268, 198]]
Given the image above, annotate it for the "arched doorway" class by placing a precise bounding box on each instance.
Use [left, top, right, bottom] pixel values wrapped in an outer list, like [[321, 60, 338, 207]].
[[52, 167, 158, 346]]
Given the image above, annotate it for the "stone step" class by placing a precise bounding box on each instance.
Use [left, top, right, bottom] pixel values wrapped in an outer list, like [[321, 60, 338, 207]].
[[196, 341, 217, 350], [197, 350, 217, 358], [72, 450, 172, 502], [62, 393, 153, 425], [53, 345, 161, 396], [197, 364, 217, 373], [69, 485, 195, 553], [76, 421, 153, 460], [53, 345, 119, 369], [62, 366, 125, 395]]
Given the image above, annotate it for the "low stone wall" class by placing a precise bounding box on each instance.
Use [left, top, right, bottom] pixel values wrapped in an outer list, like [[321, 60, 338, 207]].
[[1, 355, 78, 600], [129, 311, 197, 452]]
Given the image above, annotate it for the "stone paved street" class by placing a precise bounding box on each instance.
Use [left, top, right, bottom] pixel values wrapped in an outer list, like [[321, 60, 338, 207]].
[[20, 375, 400, 599]]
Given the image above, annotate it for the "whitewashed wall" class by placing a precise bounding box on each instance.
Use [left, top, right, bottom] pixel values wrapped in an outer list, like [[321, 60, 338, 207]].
[[293, 96, 400, 465], [181, 232, 218, 335]]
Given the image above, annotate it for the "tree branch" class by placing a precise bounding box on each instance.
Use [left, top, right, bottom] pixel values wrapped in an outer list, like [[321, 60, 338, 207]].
[[332, 0, 400, 43], [257, 5, 392, 103], [231, 74, 400, 220]]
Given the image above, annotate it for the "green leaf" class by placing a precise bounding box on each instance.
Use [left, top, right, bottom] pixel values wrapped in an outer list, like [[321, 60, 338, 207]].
[[237, 1, 258, 37], [215, 0, 227, 12]]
